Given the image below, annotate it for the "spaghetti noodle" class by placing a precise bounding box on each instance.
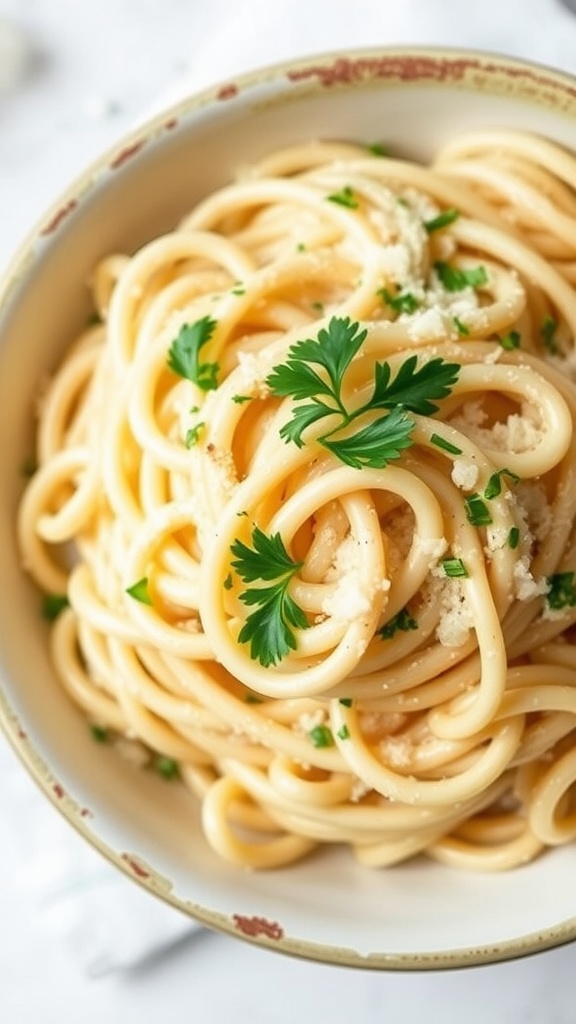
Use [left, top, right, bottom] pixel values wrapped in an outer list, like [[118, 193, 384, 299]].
[[17, 129, 576, 871]]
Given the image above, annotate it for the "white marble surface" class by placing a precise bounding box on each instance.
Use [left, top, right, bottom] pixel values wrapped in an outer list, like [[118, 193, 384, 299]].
[[3, 1, 576, 1020]]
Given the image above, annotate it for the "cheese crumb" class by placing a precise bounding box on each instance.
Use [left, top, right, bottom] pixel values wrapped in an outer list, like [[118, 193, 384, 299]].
[[451, 458, 479, 491], [435, 579, 474, 647]]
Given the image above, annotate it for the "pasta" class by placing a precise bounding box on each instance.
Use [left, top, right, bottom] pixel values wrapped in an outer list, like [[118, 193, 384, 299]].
[[17, 128, 576, 872]]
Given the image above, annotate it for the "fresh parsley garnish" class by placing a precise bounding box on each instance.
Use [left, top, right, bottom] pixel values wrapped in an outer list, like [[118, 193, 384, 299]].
[[266, 316, 459, 469], [442, 558, 469, 578], [483, 468, 520, 500], [546, 572, 576, 611], [167, 316, 219, 390], [326, 186, 358, 209], [337, 724, 350, 740], [541, 315, 559, 354], [185, 423, 204, 448], [154, 755, 180, 780], [499, 330, 521, 351], [424, 208, 459, 233], [366, 142, 388, 156], [125, 577, 152, 605], [41, 593, 70, 621], [378, 607, 418, 639], [464, 493, 493, 527], [434, 262, 488, 292], [232, 394, 252, 404], [309, 724, 334, 748], [230, 526, 309, 667], [339, 697, 353, 707], [378, 287, 421, 315]]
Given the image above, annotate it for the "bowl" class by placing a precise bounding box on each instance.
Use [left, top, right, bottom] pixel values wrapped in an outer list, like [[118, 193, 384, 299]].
[[3, 46, 576, 971]]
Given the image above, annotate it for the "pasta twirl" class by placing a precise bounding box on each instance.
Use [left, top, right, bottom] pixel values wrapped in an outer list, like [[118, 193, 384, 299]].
[[18, 130, 576, 871]]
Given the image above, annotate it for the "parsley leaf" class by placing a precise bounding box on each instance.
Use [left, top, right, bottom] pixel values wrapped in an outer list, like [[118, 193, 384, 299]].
[[499, 330, 521, 351], [434, 262, 488, 292], [378, 607, 418, 639], [483, 468, 520, 500], [378, 287, 421, 315], [321, 406, 414, 469], [266, 317, 460, 469], [424, 208, 459, 233], [126, 577, 152, 605], [41, 593, 70, 622], [167, 317, 219, 390], [230, 527, 309, 667], [546, 572, 576, 611], [309, 724, 334, 748], [541, 315, 559, 354], [326, 186, 358, 209]]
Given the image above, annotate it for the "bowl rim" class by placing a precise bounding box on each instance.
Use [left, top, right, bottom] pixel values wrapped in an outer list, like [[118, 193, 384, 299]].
[[3, 42, 576, 971]]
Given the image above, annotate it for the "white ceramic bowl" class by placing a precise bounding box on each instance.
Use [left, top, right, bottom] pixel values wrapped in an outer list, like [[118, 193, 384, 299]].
[[3, 46, 576, 971]]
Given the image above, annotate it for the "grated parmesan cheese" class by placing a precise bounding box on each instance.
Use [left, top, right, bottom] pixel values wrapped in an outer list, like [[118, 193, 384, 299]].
[[435, 578, 474, 647], [451, 458, 479, 491]]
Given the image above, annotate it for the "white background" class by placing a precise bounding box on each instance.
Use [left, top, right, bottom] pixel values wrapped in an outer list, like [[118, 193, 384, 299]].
[[2, 1, 576, 1021]]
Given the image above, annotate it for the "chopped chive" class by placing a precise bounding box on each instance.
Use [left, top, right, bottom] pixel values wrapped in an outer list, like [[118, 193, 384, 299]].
[[309, 724, 334, 748], [311, 300, 325, 312], [231, 284, 246, 295], [424, 208, 459, 233], [337, 724, 351, 740], [232, 394, 252, 404], [464, 493, 493, 527], [339, 697, 353, 707], [41, 593, 70, 622], [125, 577, 152, 605], [442, 558, 469, 578], [508, 526, 520, 549], [296, 242, 306, 251], [430, 432, 463, 455]]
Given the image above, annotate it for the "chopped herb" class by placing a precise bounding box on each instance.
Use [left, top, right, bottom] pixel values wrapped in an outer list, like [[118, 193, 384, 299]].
[[442, 558, 469, 579], [378, 607, 418, 639], [326, 185, 358, 209], [464, 493, 493, 527], [230, 526, 309, 667], [41, 593, 70, 621], [236, 510, 249, 518], [508, 526, 520, 549], [296, 242, 306, 251], [546, 572, 576, 611], [378, 287, 421, 315], [483, 468, 520, 500], [430, 433, 463, 455], [367, 141, 388, 156], [21, 455, 38, 478], [185, 422, 204, 448], [231, 283, 246, 295], [86, 311, 103, 326], [453, 316, 469, 337], [309, 724, 334, 748], [154, 755, 180, 780], [244, 692, 263, 704], [223, 573, 233, 591], [339, 697, 353, 707], [499, 330, 521, 351], [125, 577, 152, 605], [167, 316, 219, 390], [266, 316, 459, 470], [541, 315, 559, 354], [337, 724, 351, 740], [434, 261, 488, 292], [232, 394, 252, 404], [90, 724, 109, 743], [311, 300, 325, 312], [424, 208, 459, 233]]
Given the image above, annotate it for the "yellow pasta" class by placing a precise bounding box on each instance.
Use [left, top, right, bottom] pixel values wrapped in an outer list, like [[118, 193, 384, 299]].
[[17, 130, 576, 871]]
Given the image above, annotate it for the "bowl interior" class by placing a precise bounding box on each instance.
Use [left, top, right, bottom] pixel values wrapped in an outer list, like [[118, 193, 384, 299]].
[[2, 47, 576, 969]]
